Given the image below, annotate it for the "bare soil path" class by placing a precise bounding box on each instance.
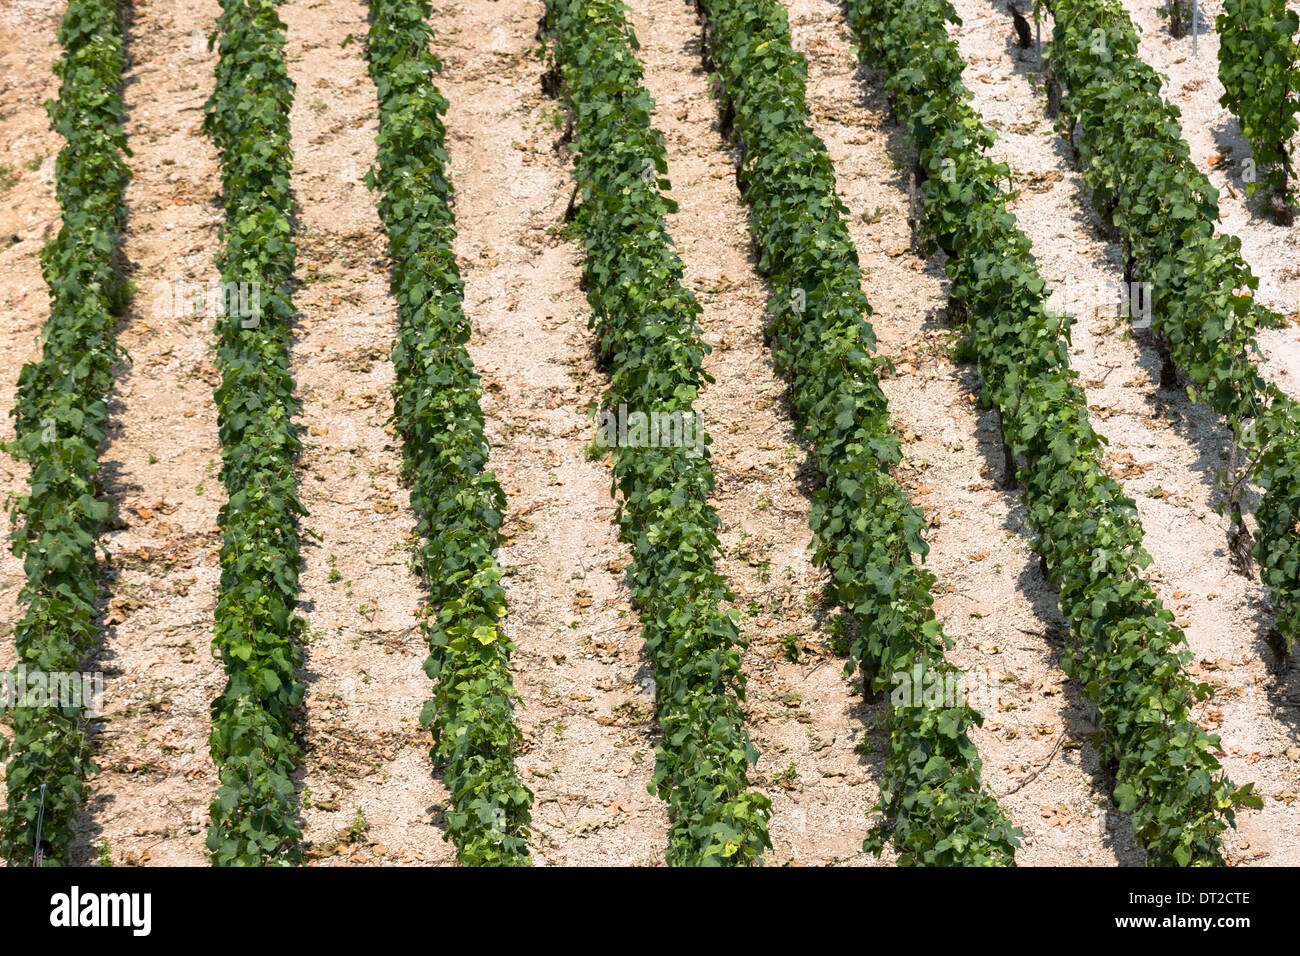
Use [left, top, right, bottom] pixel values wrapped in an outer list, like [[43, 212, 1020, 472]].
[[70, 0, 228, 867], [276, 0, 458, 867], [433, 0, 669, 865]]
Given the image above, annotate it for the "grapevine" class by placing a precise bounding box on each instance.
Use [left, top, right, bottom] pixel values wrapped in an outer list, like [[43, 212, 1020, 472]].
[[203, 0, 306, 866], [1216, 0, 1300, 224], [545, 0, 772, 865], [848, 0, 1259, 865], [1, 0, 129, 866], [365, 0, 533, 866]]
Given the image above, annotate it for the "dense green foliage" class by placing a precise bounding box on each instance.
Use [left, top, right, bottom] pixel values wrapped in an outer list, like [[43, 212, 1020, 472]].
[[203, 0, 305, 865], [0, 0, 128, 865], [849, 0, 1259, 865], [545, 0, 771, 865], [365, 0, 532, 866], [695, 0, 1019, 865], [1041, 0, 1300, 654], [1217, 0, 1300, 220]]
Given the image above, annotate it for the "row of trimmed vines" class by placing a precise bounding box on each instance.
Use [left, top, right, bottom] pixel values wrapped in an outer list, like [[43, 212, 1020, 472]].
[[848, 0, 1259, 865], [543, 0, 772, 865], [365, 0, 532, 866], [203, 0, 306, 865], [1, 0, 129, 866], [1216, 0, 1300, 223], [1036, 0, 1300, 658], [694, 0, 1020, 864]]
